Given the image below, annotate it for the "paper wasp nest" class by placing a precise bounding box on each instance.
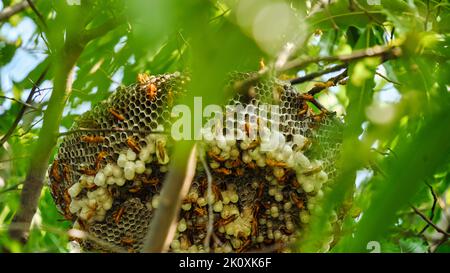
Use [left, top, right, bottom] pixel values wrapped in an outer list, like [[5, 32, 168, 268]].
[[48, 72, 343, 252]]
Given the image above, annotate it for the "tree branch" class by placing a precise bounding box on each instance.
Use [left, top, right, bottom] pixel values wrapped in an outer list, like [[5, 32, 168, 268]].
[[8, 44, 83, 243], [141, 144, 197, 252], [0, 0, 30, 21], [282, 45, 402, 72], [7, 8, 126, 243]]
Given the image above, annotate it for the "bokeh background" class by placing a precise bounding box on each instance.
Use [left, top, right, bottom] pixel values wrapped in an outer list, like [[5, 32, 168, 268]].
[[0, 0, 449, 252]]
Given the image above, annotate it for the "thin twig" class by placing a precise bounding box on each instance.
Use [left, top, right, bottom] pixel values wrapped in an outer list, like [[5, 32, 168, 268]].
[[26, 0, 47, 29], [209, 8, 230, 22], [375, 71, 401, 85], [412, 206, 450, 237], [16, 117, 44, 138], [419, 183, 438, 235], [290, 63, 347, 85], [200, 146, 214, 251], [0, 95, 40, 110], [0, 64, 49, 147]]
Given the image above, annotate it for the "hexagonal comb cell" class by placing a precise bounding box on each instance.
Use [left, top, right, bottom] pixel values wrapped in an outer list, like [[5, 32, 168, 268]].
[[48, 72, 343, 253]]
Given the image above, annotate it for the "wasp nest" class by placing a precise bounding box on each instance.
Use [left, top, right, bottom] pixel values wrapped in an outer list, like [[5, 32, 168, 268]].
[[48, 72, 343, 252]]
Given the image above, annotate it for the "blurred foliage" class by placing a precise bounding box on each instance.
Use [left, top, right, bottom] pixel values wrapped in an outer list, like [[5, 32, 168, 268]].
[[0, 0, 449, 252]]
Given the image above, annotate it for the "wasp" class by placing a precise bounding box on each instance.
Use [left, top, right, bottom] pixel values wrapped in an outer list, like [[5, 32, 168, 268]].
[[211, 183, 222, 201], [312, 111, 328, 123], [215, 215, 237, 228], [300, 93, 315, 101], [208, 150, 227, 162], [291, 179, 301, 189], [303, 165, 322, 176], [314, 80, 334, 89], [142, 176, 159, 186], [109, 108, 125, 121], [215, 167, 232, 175], [251, 203, 261, 237], [62, 163, 72, 183], [194, 222, 207, 230], [50, 160, 62, 182], [63, 189, 71, 205], [50, 183, 60, 199], [108, 186, 121, 199], [247, 139, 260, 150], [121, 236, 136, 246], [247, 161, 257, 169], [113, 207, 125, 224], [63, 190, 74, 220], [128, 185, 142, 193], [137, 73, 150, 84], [297, 102, 309, 116], [290, 192, 305, 209], [85, 183, 97, 190], [146, 83, 158, 101], [95, 151, 108, 171], [256, 183, 265, 200], [275, 170, 290, 184], [229, 159, 241, 168], [194, 206, 207, 217], [280, 225, 293, 235], [85, 210, 96, 221], [156, 139, 169, 164], [266, 158, 287, 168], [80, 135, 105, 143], [79, 167, 97, 176], [126, 136, 141, 153], [128, 186, 142, 193], [244, 122, 252, 137]]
